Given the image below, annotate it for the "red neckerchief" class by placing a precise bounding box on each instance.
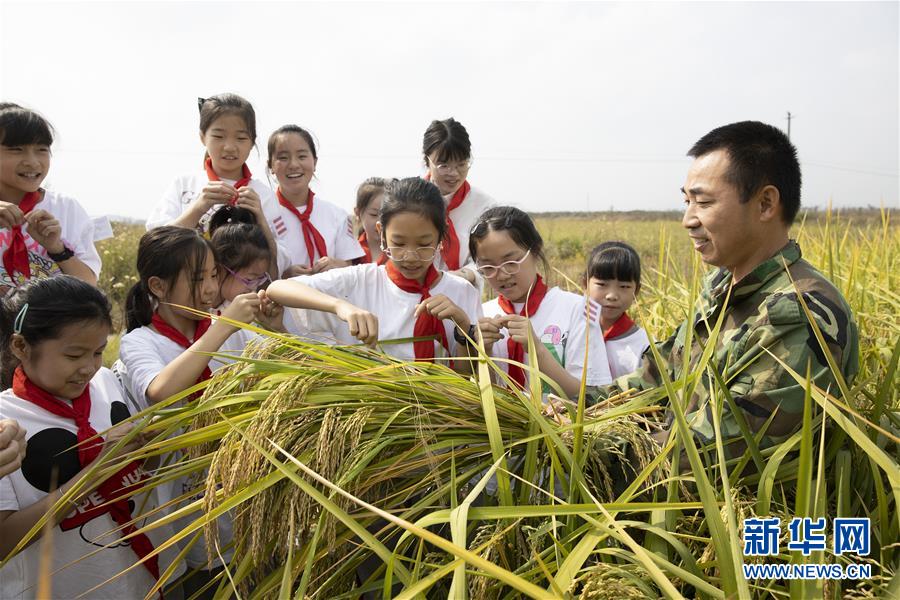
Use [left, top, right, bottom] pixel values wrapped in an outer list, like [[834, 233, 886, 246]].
[[277, 188, 328, 265], [13, 368, 160, 581], [2, 191, 42, 280], [603, 312, 636, 341], [204, 157, 251, 205], [357, 232, 387, 265], [150, 312, 213, 397], [496, 275, 549, 389], [385, 262, 448, 361], [424, 172, 469, 271]]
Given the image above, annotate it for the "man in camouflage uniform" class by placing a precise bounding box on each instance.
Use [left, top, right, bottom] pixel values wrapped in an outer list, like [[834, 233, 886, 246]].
[[588, 121, 859, 466]]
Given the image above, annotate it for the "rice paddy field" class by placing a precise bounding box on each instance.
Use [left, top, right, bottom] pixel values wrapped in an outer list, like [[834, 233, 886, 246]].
[[74, 208, 898, 599]]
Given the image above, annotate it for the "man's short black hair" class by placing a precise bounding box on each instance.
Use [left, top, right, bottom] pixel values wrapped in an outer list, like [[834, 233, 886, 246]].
[[688, 121, 801, 224]]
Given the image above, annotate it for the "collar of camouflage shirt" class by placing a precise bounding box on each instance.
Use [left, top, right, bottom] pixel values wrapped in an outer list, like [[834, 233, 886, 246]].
[[698, 240, 802, 321]]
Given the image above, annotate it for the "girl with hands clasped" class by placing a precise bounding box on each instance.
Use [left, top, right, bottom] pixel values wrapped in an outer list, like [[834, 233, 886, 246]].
[[0, 277, 184, 599], [268, 177, 482, 364], [146, 94, 287, 276], [0, 104, 101, 298], [471, 207, 613, 399], [267, 125, 364, 277]]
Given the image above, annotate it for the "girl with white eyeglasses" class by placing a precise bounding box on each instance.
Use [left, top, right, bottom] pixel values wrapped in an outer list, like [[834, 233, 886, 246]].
[[471, 207, 613, 398]]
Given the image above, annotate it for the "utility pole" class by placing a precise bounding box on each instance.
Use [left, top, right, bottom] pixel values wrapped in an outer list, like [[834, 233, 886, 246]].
[[786, 111, 794, 139]]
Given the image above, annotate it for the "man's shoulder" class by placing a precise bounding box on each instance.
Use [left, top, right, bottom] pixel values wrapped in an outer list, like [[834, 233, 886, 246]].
[[761, 258, 854, 328]]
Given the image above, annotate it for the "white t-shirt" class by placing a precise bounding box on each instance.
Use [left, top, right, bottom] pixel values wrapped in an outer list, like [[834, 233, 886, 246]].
[[147, 170, 281, 237], [118, 322, 237, 568], [605, 326, 650, 380], [0, 368, 185, 599], [283, 263, 483, 362], [272, 194, 364, 267], [0, 190, 101, 298], [482, 287, 613, 391], [435, 184, 496, 289]]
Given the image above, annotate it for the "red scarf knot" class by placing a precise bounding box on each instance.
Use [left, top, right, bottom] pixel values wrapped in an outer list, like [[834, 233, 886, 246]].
[[385, 262, 448, 361], [2, 191, 43, 280], [277, 189, 328, 265], [496, 276, 549, 389], [204, 157, 252, 205]]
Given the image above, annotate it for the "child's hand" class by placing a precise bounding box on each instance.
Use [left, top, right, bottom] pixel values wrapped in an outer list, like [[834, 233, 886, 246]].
[[24, 210, 64, 254], [282, 264, 315, 278], [222, 292, 261, 324], [0, 419, 27, 479], [477, 316, 505, 348], [256, 289, 285, 331], [100, 422, 145, 462], [312, 256, 349, 274], [415, 294, 469, 330], [449, 268, 477, 285], [499, 314, 537, 346], [196, 181, 237, 211], [234, 187, 263, 219], [334, 300, 378, 346], [0, 201, 26, 230]]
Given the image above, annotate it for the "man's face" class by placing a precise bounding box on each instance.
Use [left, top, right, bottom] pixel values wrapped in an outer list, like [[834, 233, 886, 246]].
[[681, 150, 760, 273]]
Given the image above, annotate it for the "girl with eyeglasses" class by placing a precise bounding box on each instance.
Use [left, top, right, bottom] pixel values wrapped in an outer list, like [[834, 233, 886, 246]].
[[421, 118, 497, 289], [208, 207, 285, 362], [267, 177, 482, 364], [470, 207, 613, 398]]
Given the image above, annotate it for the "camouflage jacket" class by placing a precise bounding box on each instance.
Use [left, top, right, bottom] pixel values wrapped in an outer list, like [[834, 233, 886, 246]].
[[589, 240, 859, 465]]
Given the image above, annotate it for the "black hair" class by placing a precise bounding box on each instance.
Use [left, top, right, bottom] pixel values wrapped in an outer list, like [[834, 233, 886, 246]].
[[468, 206, 549, 273], [208, 204, 257, 235], [0, 104, 54, 147], [355, 177, 396, 234], [422, 118, 471, 166], [379, 177, 446, 242], [0, 275, 112, 388], [587, 241, 642, 290], [198, 93, 257, 149], [687, 120, 802, 224], [125, 226, 214, 332], [266, 124, 318, 170], [210, 209, 270, 274]]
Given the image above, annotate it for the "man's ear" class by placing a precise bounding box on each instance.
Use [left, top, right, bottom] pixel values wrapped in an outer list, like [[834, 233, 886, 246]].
[[147, 276, 167, 300], [10, 333, 30, 363], [757, 184, 782, 223]]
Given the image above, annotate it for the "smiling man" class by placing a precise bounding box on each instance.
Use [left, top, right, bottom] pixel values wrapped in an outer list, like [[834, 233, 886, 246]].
[[588, 121, 859, 468]]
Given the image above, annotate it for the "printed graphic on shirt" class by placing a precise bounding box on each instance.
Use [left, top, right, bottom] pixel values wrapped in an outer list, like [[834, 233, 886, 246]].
[[18, 400, 141, 547], [539, 325, 567, 393]]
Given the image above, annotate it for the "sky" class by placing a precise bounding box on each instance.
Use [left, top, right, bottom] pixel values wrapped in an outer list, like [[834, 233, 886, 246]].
[[1, 0, 897, 221]]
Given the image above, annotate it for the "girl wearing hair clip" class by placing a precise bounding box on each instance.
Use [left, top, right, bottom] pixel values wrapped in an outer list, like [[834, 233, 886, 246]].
[[470, 207, 612, 399], [0, 276, 186, 598], [145, 94, 288, 277], [0, 104, 101, 298]]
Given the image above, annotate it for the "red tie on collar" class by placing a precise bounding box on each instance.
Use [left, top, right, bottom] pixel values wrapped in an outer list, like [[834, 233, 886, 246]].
[[204, 157, 252, 205], [385, 262, 448, 361], [423, 173, 469, 272], [2, 191, 42, 280], [357, 232, 387, 265], [150, 312, 213, 397], [497, 275, 549, 389], [603, 312, 636, 341], [277, 189, 328, 265], [13, 368, 160, 581]]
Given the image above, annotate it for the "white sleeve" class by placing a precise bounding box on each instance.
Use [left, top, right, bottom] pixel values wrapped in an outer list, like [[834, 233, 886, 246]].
[[332, 213, 365, 261], [146, 179, 184, 230], [0, 476, 20, 512], [67, 200, 102, 277], [119, 332, 167, 411], [283, 267, 362, 341], [565, 300, 612, 386]]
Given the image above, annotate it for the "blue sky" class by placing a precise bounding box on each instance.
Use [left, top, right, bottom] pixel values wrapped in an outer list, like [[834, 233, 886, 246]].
[[1, 0, 897, 220]]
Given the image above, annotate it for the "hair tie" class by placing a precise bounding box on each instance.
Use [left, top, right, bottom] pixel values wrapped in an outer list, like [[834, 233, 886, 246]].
[[197, 97, 207, 113], [13, 303, 28, 335]]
